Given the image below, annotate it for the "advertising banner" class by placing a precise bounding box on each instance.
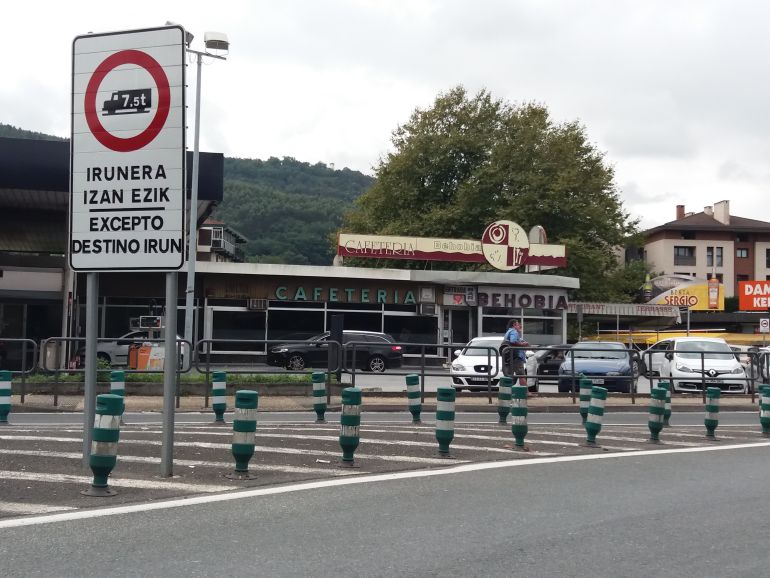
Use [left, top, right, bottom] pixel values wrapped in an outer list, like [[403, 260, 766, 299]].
[[738, 281, 770, 311]]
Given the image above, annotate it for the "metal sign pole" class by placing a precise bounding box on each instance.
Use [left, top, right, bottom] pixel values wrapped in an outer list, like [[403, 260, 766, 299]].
[[83, 272, 99, 465], [161, 272, 178, 477]]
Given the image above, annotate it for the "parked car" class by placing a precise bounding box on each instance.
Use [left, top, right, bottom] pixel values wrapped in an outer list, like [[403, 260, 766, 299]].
[[266, 330, 402, 372], [659, 337, 748, 394], [557, 341, 635, 393], [73, 330, 187, 368], [451, 337, 504, 392], [525, 344, 571, 391]]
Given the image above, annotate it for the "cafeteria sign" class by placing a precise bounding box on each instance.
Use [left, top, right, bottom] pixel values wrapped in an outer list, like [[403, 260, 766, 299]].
[[337, 221, 567, 271]]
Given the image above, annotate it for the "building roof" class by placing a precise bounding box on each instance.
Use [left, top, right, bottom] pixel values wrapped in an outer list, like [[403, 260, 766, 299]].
[[644, 211, 770, 235]]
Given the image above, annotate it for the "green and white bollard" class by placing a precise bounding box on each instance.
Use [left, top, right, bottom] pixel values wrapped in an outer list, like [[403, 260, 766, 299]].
[[511, 385, 528, 448], [312, 371, 327, 423], [405, 373, 422, 424], [111, 370, 126, 425], [435, 386, 456, 457], [759, 385, 770, 436], [578, 375, 593, 424], [659, 380, 672, 426], [497, 376, 513, 425], [705, 387, 721, 439], [81, 393, 124, 497], [227, 390, 259, 480], [339, 387, 362, 467], [211, 370, 227, 424], [648, 387, 667, 443], [0, 370, 11, 424], [585, 386, 608, 447]]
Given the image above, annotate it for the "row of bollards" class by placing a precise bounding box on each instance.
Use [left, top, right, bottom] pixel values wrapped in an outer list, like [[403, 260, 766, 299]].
[[58, 370, 770, 496]]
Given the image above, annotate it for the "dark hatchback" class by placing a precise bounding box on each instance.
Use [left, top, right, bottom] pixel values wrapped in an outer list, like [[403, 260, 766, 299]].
[[267, 330, 403, 372], [557, 341, 635, 393]]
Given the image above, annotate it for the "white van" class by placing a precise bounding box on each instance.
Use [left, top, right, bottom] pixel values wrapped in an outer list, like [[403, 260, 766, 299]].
[[658, 337, 747, 394]]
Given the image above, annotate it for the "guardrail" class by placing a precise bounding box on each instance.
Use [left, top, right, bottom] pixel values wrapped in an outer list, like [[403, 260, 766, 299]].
[[38, 337, 192, 408]]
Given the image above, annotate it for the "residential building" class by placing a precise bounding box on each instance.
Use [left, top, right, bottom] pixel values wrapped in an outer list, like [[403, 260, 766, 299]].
[[197, 219, 247, 263], [643, 200, 770, 297]]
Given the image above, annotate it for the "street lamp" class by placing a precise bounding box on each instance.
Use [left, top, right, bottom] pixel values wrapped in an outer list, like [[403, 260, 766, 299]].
[[180, 27, 229, 355]]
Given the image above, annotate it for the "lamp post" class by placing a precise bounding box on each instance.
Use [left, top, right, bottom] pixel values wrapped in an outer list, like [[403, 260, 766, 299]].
[[182, 31, 229, 354]]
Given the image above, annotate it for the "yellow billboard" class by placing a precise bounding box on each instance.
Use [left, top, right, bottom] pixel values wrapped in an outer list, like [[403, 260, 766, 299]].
[[649, 279, 724, 311]]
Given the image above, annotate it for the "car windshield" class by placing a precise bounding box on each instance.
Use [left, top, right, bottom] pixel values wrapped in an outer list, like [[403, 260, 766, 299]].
[[308, 333, 330, 342], [675, 340, 734, 359], [571, 343, 627, 359], [462, 339, 502, 356]]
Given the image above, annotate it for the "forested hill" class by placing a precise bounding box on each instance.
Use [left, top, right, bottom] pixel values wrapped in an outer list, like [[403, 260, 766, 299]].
[[216, 157, 374, 265], [0, 123, 375, 265]]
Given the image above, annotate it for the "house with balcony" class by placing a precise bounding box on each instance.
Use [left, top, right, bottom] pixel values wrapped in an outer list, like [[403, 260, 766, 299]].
[[197, 219, 247, 263], [642, 200, 770, 298]]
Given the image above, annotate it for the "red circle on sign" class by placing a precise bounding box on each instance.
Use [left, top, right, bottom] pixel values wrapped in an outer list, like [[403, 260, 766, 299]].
[[84, 49, 171, 152]]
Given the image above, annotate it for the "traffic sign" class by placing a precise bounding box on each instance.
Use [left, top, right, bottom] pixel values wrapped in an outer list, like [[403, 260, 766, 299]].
[[70, 26, 186, 271], [760, 318, 770, 334]]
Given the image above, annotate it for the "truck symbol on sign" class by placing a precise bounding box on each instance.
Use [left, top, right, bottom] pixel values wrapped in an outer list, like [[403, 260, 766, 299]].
[[102, 89, 152, 115]]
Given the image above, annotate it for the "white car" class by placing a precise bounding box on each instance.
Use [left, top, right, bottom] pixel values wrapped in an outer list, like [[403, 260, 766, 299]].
[[450, 337, 504, 391], [659, 337, 748, 394]]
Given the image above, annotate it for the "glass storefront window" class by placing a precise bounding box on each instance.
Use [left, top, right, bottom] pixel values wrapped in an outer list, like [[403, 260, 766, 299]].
[[385, 315, 439, 354], [325, 312, 380, 332], [267, 310, 324, 342], [212, 310, 267, 351]]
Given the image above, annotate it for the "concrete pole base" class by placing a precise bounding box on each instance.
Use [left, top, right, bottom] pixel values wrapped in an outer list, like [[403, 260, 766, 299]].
[[338, 460, 360, 469], [81, 485, 117, 497], [225, 471, 258, 480]]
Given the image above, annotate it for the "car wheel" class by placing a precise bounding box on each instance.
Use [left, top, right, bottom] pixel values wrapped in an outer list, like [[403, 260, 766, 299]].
[[96, 352, 111, 366], [286, 354, 306, 371], [367, 355, 386, 373]]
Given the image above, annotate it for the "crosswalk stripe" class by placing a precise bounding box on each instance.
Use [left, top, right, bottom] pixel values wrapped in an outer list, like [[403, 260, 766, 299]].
[[0, 470, 233, 492], [0, 501, 76, 515]]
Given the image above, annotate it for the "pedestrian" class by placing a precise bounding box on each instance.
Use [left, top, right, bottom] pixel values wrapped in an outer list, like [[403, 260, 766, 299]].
[[501, 320, 528, 385]]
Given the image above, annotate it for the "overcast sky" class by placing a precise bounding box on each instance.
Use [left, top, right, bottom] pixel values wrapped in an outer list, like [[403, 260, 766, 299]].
[[4, 0, 769, 229]]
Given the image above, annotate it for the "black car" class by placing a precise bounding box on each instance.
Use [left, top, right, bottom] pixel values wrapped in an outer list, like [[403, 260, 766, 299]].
[[267, 330, 403, 372]]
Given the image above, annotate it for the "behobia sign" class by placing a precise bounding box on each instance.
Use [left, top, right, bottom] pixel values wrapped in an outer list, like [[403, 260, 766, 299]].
[[738, 281, 770, 311], [70, 26, 186, 271]]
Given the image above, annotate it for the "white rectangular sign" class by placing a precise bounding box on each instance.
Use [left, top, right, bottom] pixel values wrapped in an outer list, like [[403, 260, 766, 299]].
[[70, 26, 186, 271]]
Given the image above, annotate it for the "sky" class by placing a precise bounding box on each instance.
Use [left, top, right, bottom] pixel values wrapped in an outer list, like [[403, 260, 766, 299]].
[[4, 0, 770, 230]]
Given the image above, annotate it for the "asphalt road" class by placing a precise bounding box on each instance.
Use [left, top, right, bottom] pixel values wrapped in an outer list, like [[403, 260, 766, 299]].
[[3, 439, 769, 577]]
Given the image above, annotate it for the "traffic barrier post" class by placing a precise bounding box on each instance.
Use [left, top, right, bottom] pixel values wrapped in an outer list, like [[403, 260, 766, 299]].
[[435, 386, 456, 457], [339, 386, 362, 467], [0, 370, 11, 424], [658, 380, 672, 426], [212, 370, 227, 424], [511, 385, 528, 448], [760, 385, 770, 436], [312, 371, 327, 423], [81, 393, 124, 497], [405, 373, 422, 424], [578, 375, 592, 424], [705, 387, 721, 439], [497, 376, 512, 425], [227, 390, 259, 480], [648, 387, 666, 443], [585, 386, 608, 447]]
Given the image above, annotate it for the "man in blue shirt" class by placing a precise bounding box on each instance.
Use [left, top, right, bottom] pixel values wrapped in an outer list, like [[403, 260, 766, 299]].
[[502, 320, 527, 383]]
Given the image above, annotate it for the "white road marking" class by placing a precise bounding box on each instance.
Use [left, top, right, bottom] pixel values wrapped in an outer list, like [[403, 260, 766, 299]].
[[0, 471, 233, 493], [0, 449, 358, 476], [0, 502, 76, 515], [0, 435, 465, 465], [2, 441, 770, 529]]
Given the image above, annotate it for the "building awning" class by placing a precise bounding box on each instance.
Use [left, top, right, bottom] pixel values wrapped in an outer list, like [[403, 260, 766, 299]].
[[569, 302, 682, 323]]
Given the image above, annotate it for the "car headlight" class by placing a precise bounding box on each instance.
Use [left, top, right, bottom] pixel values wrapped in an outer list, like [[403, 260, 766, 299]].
[[272, 347, 289, 353], [730, 367, 744, 375], [452, 363, 465, 372], [675, 363, 696, 373]]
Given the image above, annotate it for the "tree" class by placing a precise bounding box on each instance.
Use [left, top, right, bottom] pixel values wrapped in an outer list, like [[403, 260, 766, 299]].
[[340, 86, 642, 301]]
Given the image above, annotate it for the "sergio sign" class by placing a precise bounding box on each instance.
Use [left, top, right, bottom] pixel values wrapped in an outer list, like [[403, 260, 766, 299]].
[[70, 26, 186, 271]]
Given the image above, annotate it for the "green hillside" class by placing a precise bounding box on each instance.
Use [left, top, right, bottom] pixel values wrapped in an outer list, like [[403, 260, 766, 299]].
[[217, 157, 373, 265], [0, 123, 374, 265]]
